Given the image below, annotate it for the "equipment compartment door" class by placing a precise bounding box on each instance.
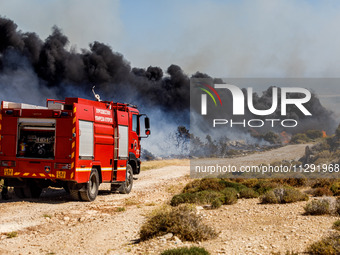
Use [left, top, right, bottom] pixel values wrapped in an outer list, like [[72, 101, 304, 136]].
[[118, 125, 128, 158], [79, 120, 94, 159]]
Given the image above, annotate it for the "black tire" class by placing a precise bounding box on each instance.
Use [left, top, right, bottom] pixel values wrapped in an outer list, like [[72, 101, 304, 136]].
[[80, 168, 99, 201], [63, 183, 70, 194], [14, 187, 25, 198], [69, 189, 81, 200], [119, 164, 133, 194], [14, 185, 42, 199], [29, 184, 42, 198]]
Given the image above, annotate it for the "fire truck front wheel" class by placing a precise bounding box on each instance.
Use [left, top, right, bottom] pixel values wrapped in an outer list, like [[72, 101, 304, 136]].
[[80, 168, 100, 201]]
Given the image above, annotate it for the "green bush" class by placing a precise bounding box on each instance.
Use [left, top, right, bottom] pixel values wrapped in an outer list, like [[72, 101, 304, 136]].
[[306, 234, 340, 255], [259, 190, 278, 204], [306, 130, 323, 140], [170, 190, 224, 207], [172, 179, 243, 208], [182, 178, 225, 193], [260, 187, 308, 204], [263, 131, 281, 144], [253, 181, 278, 195], [291, 133, 310, 144], [140, 205, 217, 242], [239, 188, 259, 198], [220, 181, 247, 192], [304, 199, 330, 215], [211, 198, 222, 209], [333, 220, 340, 231], [330, 182, 340, 196], [221, 188, 238, 205], [161, 246, 210, 255], [240, 179, 258, 188]]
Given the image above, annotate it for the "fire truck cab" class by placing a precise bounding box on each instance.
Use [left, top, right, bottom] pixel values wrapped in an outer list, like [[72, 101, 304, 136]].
[[0, 97, 150, 201]]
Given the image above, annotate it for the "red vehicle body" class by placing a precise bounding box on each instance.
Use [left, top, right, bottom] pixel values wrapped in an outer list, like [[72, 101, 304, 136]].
[[0, 97, 150, 201]]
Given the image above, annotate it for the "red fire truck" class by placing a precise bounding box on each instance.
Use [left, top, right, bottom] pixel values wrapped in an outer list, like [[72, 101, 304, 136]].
[[0, 95, 150, 201]]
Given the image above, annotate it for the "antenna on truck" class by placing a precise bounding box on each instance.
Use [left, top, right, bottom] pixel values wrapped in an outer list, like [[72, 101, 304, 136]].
[[92, 86, 101, 102]]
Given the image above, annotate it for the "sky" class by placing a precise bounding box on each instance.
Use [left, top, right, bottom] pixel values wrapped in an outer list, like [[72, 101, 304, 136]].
[[1, 0, 340, 79]]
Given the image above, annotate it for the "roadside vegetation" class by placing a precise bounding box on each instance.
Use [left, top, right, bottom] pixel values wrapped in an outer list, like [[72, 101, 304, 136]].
[[161, 246, 210, 255], [139, 205, 217, 242]]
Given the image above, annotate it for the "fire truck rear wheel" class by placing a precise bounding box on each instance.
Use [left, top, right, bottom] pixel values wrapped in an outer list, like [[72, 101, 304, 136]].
[[14, 182, 42, 199], [14, 187, 25, 198], [119, 164, 133, 194], [80, 168, 99, 201], [68, 188, 79, 200], [29, 184, 42, 198]]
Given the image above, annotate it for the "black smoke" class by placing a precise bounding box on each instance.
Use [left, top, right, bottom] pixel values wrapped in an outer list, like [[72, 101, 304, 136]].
[[0, 17, 190, 120], [0, 17, 337, 157]]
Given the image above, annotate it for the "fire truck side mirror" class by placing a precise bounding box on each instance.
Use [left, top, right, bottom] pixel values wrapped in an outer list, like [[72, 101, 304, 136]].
[[145, 130, 151, 136], [145, 117, 150, 130]]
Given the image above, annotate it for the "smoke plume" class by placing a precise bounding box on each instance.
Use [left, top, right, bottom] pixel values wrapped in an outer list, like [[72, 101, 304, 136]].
[[0, 17, 336, 157]]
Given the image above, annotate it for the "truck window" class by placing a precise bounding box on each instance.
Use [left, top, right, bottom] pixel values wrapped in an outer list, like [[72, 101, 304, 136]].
[[132, 114, 139, 134], [17, 118, 56, 159]]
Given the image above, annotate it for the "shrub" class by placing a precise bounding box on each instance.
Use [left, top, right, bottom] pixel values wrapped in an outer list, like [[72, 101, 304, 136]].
[[220, 181, 247, 192], [170, 190, 224, 207], [330, 182, 340, 196], [140, 205, 217, 242], [253, 181, 278, 195], [333, 220, 340, 231], [263, 131, 281, 144], [291, 133, 310, 144], [312, 187, 333, 197], [6, 231, 18, 238], [241, 179, 258, 188], [312, 179, 333, 189], [211, 198, 222, 209], [281, 177, 307, 187], [260, 187, 308, 204], [335, 199, 340, 215], [306, 234, 340, 255], [221, 188, 238, 205], [182, 179, 225, 193], [239, 188, 259, 198], [161, 246, 210, 255], [306, 130, 323, 140], [260, 190, 278, 204], [304, 199, 330, 215]]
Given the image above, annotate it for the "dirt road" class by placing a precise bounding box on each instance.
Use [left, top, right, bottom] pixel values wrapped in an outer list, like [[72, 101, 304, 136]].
[[1, 144, 334, 255]]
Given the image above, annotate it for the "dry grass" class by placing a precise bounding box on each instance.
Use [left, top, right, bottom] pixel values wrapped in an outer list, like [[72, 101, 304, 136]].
[[142, 159, 190, 171], [307, 234, 340, 254], [124, 197, 141, 206], [140, 205, 217, 242]]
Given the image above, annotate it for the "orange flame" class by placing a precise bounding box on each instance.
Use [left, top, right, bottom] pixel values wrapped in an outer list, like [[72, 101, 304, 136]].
[[322, 130, 327, 138], [280, 131, 291, 144]]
